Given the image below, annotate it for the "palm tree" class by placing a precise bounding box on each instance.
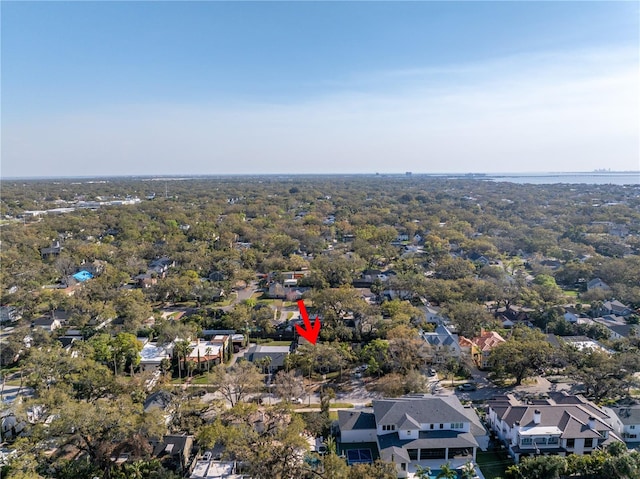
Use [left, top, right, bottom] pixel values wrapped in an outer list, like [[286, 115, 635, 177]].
[[323, 436, 337, 455], [436, 462, 457, 479], [204, 347, 212, 373], [460, 461, 476, 479], [415, 465, 432, 479], [174, 340, 192, 381]]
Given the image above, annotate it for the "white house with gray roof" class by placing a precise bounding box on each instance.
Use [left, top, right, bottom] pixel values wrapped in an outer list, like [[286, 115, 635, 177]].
[[420, 324, 462, 363], [246, 344, 291, 371], [338, 395, 487, 477], [604, 404, 640, 449], [487, 392, 623, 463]]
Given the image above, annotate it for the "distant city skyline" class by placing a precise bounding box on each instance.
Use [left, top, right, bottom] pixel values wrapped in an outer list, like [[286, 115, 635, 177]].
[[2, 1, 638, 178]]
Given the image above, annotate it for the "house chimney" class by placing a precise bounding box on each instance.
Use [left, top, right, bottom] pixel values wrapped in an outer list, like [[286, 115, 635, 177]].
[[588, 417, 596, 429], [533, 410, 541, 424]]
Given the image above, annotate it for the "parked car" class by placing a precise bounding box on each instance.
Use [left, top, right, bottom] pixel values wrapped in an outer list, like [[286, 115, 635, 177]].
[[428, 368, 437, 377], [457, 383, 477, 391]]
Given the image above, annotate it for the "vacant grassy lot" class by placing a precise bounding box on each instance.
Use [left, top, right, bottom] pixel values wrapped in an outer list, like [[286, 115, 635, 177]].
[[476, 449, 513, 479]]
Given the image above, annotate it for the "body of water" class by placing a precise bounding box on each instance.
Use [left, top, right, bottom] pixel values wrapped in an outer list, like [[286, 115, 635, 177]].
[[482, 172, 640, 185]]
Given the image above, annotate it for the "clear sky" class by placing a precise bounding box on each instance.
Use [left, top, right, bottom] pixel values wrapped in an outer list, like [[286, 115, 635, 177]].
[[2, 1, 639, 178]]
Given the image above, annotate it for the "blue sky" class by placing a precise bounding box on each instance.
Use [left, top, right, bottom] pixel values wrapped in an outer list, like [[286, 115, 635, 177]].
[[2, 1, 639, 177]]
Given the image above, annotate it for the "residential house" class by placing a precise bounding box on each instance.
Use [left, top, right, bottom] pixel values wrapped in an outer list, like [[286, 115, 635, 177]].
[[592, 315, 637, 340], [468, 252, 490, 267], [151, 434, 194, 474], [81, 259, 106, 276], [56, 336, 79, 356], [470, 330, 506, 369], [539, 258, 563, 270], [186, 336, 229, 366], [559, 336, 612, 354], [424, 305, 447, 325], [587, 278, 611, 292], [134, 273, 158, 289], [31, 316, 61, 332], [144, 390, 174, 414], [139, 342, 174, 372], [602, 300, 633, 317], [337, 395, 487, 477], [563, 306, 584, 324], [202, 330, 245, 353], [267, 282, 286, 299], [605, 323, 637, 341], [421, 324, 462, 363], [494, 305, 534, 328], [246, 344, 292, 371], [457, 336, 476, 359], [208, 270, 226, 282], [487, 392, 622, 463], [149, 257, 175, 279], [0, 306, 21, 324], [605, 404, 640, 449], [40, 240, 62, 259], [353, 269, 383, 288]]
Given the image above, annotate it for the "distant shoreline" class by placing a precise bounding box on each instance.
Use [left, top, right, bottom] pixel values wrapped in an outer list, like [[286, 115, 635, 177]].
[[2, 171, 639, 182]]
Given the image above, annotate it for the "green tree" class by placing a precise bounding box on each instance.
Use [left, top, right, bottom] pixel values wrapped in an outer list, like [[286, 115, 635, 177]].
[[415, 465, 432, 479], [436, 462, 458, 479], [47, 395, 166, 475], [510, 455, 567, 479], [489, 326, 552, 385], [442, 301, 493, 338], [112, 332, 143, 375], [348, 460, 397, 479]]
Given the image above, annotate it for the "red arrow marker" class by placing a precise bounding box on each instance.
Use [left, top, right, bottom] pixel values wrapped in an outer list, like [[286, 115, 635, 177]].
[[296, 299, 320, 345]]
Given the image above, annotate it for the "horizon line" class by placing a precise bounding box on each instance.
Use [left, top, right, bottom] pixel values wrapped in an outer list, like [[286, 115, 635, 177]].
[[2, 170, 640, 181]]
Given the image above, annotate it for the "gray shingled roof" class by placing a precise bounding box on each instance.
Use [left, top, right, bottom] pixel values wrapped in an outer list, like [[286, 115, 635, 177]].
[[609, 405, 640, 426], [380, 446, 410, 463], [338, 410, 377, 431], [373, 396, 485, 436], [490, 393, 614, 440]]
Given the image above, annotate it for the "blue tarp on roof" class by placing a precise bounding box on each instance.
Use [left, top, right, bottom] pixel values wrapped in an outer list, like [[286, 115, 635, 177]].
[[73, 270, 93, 282]]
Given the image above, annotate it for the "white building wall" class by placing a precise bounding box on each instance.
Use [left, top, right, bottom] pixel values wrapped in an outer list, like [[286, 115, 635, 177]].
[[623, 424, 639, 441], [341, 429, 377, 443]]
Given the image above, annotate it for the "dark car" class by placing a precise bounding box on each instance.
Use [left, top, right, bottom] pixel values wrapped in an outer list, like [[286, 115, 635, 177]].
[[457, 383, 477, 391]]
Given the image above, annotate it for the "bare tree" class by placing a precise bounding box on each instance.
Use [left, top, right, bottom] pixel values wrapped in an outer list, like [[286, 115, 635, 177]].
[[273, 370, 305, 402], [209, 361, 262, 407]]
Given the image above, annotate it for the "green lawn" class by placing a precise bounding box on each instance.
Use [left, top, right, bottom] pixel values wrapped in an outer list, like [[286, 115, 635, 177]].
[[266, 340, 293, 346], [476, 449, 513, 479]]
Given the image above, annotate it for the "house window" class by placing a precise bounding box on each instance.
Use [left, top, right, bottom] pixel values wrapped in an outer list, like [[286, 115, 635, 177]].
[[406, 430, 412, 435], [631, 425, 636, 429], [521, 437, 532, 445], [566, 439, 575, 448], [548, 437, 559, 445], [408, 449, 418, 461], [584, 438, 593, 448], [451, 422, 463, 429], [430, 424, 434, 430], [440, 423, 444, 429], [382, 425, 396, 431], [534, 437, 547, 445], [401, 463, 406, 471]]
